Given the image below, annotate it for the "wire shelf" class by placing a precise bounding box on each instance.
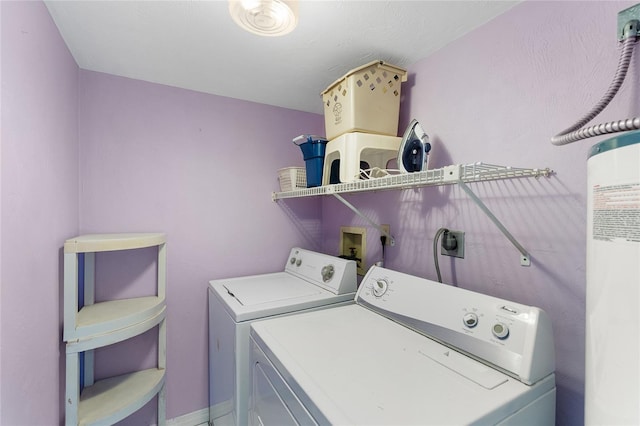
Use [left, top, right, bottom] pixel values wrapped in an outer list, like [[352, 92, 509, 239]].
[[273, 163, 552, 200]]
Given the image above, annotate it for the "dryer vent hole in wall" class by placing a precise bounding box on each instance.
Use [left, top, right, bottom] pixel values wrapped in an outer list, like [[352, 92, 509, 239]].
[[339, 226, 366, 275]]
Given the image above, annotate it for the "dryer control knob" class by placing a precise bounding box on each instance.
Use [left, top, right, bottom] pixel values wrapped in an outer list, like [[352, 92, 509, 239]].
[[492, 322, 510, 339], [372, 279, 389, 297], [463, 313, 478, 328]]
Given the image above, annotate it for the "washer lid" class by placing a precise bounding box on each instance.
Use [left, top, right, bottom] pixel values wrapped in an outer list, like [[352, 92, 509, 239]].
[[223, 274, 322, 306], [210, 272, 354, 322]]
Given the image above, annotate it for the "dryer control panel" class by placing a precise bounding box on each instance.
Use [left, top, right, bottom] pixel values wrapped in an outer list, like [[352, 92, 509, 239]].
[[357, 266, 555, 385], [285, 248, 357, 295]]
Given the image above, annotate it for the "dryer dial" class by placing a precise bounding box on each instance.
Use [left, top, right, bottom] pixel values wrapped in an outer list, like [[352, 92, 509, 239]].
[[492, 322, 510, 339], [463, 313, 478, 328], [372, 279, 389, 297]]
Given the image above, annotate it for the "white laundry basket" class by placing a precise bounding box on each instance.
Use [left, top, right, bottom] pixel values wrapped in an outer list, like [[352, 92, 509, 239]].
[[278, 167, 306, 192]]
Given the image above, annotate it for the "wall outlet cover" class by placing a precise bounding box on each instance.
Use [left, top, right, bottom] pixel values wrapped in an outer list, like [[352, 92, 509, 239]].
[[441, 230, 465, 259], [380, 224, 391, 245]]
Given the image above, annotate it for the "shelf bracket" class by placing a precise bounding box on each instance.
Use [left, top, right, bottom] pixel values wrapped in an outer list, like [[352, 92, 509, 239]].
[[332, 193, 396, 246], [457, 180, 531, 266]]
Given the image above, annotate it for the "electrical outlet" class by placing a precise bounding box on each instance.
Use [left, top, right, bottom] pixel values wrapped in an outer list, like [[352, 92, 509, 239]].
[[380, 224, 391, 245], [618, 4, 640, 40], [441, 230, 465, 259]]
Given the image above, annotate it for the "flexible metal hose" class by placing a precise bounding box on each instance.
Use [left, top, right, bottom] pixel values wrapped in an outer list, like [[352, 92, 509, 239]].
[[552, 35, 639, 145], [433, 227, 448, 283]]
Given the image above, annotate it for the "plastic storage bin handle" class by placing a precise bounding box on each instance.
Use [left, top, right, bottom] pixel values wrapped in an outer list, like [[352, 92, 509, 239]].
[[293, 135, 328, 146]]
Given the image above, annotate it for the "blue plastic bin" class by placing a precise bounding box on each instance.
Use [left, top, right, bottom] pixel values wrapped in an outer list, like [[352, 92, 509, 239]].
[[293, 135, 328, 187]]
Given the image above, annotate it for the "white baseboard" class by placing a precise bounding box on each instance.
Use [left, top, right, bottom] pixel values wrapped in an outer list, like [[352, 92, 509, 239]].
[[167, 407, 209, 426]]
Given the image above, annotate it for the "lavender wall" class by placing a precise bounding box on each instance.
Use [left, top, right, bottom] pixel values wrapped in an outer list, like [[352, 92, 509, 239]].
[[0, 1, 79, 423], [322, 1, 640, 424], [3, 0, 638, 424], [78, 70, 324, 422]]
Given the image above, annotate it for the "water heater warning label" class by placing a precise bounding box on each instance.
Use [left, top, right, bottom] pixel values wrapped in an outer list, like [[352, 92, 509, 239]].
[[592, 183, 640, 243]]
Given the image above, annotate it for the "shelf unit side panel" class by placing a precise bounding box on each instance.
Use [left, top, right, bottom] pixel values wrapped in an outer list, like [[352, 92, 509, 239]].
[[65, 352, 80, 425], [157, 243, 167, 300], [64, 253, 79, 342]]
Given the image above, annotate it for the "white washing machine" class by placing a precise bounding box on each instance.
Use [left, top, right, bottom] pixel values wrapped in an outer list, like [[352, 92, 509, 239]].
[[208, 248, 357, 426], [249, 266, 556, 425]]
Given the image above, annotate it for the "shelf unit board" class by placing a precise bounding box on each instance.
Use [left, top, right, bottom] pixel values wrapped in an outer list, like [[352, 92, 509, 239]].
[[78, 368, 165, 426], [66, 307, 166, 353], [68, 296, 165, 341], [64, 233, 166, 254]]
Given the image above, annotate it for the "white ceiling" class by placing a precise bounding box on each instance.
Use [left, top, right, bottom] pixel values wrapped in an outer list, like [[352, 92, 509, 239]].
[[44, 0, 520, 114]]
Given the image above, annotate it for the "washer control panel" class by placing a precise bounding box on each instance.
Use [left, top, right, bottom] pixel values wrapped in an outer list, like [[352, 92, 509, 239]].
[[357, 266, 555, 385], [284, 248, 357, 295]]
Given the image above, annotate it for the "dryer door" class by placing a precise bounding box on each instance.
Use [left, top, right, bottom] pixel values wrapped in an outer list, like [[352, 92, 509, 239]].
[[250, 338, 317, 426]]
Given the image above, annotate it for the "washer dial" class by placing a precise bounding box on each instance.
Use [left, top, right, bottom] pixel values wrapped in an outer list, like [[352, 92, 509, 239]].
[[321, 264, 335, 282]]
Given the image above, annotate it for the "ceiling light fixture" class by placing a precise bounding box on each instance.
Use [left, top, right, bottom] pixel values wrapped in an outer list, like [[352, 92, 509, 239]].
[[229, 0, 298, 37]]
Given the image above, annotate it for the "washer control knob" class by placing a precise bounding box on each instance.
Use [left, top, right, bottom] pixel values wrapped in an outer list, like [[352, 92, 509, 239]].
[[290, 257, 296, 265], [321, 264, 335, 282], [296, 258, 302, 267], [492, 322, 510, 339], [372, 279, 389, 297], [463, 313, 478, 328]]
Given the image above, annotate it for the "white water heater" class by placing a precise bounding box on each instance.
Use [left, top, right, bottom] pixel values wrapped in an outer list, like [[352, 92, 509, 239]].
[[585, 131, 640, 424]]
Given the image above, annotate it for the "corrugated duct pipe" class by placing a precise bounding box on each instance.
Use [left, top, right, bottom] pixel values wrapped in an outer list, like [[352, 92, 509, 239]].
[[552, 23, 639, 146]]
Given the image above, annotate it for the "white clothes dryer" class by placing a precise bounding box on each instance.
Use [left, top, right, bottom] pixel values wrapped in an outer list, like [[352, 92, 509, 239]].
[[208, 248, 357, 426], [249, 266, 556, 425]]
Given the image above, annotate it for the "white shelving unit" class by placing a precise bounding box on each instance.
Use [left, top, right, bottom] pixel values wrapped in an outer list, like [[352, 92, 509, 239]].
[[63, 233, 167, 426], [273, 163, 553, 265]]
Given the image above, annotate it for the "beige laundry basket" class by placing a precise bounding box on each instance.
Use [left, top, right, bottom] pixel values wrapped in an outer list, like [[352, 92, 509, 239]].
[[321, 60, 407, 140]]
